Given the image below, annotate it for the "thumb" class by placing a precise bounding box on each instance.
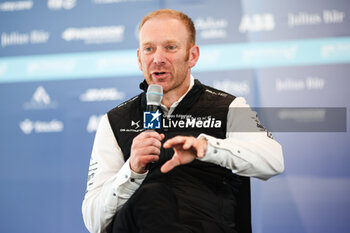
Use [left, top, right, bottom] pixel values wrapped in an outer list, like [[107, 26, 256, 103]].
[[160, 155, 180, 173]]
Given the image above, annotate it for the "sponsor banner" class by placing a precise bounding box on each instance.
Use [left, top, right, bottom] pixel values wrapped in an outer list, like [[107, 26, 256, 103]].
[[0, 0, 76, 12], [61, 25, 126, 45], [1, 30, 50, 48], [165, 0, 246, 44], [0, 76, 140, 132], [0, 3, 156, 57], [79, 87, 126, 102], [47, 0, 77, 11], [0, 1, 33, 12], [256, 63, 350, 107], [19, 118, 64, 134], [1, 37, 350, 83], [0, 24, 135, 56], [1, 0, 349, 57], [241, 0, 350, 41]]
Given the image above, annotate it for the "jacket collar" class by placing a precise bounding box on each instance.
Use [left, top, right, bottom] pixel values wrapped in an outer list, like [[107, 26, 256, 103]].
[[140, 78, 204, 114]]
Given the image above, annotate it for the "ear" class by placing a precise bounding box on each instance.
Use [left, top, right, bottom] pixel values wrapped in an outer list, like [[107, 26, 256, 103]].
[[188, 45, 200, 69], [137, 48, 143, 71]]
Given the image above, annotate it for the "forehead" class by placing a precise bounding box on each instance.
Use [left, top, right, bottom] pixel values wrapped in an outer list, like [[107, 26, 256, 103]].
[[139, 16, 189, 44]]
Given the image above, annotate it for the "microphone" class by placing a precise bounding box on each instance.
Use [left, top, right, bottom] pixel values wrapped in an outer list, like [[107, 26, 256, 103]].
[[146, 84, 163, 112], [145, 84, 163, 170]]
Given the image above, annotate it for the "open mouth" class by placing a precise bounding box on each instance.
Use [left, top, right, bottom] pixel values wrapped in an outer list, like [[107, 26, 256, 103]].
[[154, 72, 166, 75], [152, 72, 168, 78]]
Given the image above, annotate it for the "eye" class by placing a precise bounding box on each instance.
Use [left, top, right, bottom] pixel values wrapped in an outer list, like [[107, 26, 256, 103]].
[[144, 47, 153, 53], [167, 45, 176, 50]]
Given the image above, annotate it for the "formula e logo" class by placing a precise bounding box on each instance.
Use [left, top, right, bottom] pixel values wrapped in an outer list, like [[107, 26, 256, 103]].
[[143, 110, 161, 129]]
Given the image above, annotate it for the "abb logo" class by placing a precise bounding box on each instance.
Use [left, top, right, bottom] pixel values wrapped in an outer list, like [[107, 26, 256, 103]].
[[239, 13, 275, 33], [48, 0, 76, 10]]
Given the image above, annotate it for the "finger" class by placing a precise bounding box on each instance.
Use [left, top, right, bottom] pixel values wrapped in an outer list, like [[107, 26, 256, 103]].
[[134, 146, 161, 156], [147, 131, 163, 141], [130, 153, 159, 173], [195, 139, 208, 158], [133, 134, 163, 151], [182, 137, 195, 150], [134, 154, 159, 164], [197, 150, 204, 158], [163, 136, 186, 148], [196, 144, 205, 158], [133, 155, 159, 172], [160, 156, 180, 173], [141, 137, 162, 149], [139, 130, 163, 141], [132, 140, 160, 153], [140, 155, 159, 164]]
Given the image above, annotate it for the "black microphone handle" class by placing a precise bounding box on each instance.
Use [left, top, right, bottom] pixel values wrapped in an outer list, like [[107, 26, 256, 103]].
[[146, 105, 160, 112], [145, 104, 162, 170]]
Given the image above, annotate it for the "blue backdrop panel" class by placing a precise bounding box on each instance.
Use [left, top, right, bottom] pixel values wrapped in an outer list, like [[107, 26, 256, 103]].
[[194, 69, 256, 106], [0, 76, 143, 233], [253, 63, 350, 233]]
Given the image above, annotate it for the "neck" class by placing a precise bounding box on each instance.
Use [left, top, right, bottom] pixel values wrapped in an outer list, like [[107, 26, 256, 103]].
[[162, 76, 191, 109]]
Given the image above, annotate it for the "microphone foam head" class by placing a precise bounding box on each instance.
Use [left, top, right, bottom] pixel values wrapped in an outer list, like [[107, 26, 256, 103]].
[[146, 84, 163, 106]]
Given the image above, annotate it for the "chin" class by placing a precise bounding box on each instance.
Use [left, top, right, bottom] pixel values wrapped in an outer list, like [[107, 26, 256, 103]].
[[151, 79, 169, 87], [156, 83, 170, 93]]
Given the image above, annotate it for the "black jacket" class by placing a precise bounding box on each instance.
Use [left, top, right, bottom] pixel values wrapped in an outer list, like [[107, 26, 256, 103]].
[[107, 79, 252, 233]]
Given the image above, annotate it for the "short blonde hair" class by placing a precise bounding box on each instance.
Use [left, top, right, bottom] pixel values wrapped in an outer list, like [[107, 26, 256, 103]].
[[138, 9, 196, 47]]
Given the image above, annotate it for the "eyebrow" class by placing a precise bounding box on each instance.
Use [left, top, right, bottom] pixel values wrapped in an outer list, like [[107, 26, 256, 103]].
[[141, 40, 179, 47], [164, 40, 178, 44], [141, 42, 153, 47]]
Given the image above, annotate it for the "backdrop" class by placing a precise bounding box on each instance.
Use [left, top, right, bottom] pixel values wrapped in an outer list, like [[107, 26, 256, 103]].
[[1, 0, 349, 232]]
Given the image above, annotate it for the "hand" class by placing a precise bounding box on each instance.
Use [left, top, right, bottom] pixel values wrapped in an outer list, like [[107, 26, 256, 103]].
[[161, 136, 208, 173], [130, 130, 165, 174]]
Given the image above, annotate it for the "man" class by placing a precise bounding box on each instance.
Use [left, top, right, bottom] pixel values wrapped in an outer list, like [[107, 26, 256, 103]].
[[82, 9, 284, 233]]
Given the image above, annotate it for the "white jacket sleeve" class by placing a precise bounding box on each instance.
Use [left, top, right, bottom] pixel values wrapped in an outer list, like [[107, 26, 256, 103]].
[[199, 97, 284, 180], [82, 114, 147, 233]]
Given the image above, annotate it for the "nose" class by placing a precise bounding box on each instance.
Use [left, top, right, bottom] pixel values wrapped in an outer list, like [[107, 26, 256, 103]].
[[153, 48, 166, 65]]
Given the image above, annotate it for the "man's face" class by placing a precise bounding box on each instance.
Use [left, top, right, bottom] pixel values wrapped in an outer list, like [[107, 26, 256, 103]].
[[137, 16, 199, 94]]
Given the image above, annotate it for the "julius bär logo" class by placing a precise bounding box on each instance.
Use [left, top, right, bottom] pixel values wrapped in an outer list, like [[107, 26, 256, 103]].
[[143, 110, 161, 129]]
